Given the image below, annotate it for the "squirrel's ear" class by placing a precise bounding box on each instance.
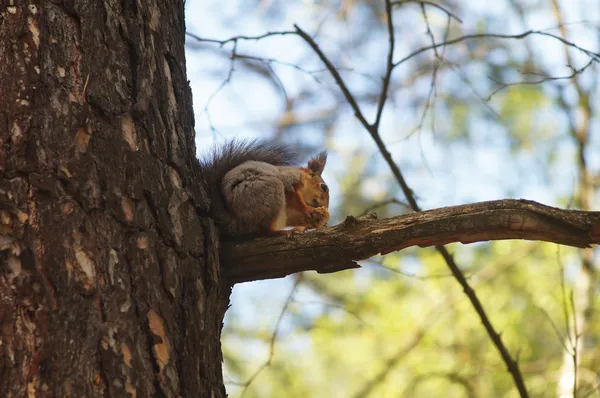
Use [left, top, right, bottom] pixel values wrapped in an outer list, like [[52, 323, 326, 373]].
[[307, 151, 327, 175]]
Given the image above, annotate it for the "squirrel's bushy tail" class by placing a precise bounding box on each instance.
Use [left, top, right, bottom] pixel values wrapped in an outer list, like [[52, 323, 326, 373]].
[[200, 139, 297, 236]]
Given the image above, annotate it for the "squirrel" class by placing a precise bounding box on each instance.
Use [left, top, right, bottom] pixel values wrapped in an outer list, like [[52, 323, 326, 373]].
[[200, 140, 330, 238]]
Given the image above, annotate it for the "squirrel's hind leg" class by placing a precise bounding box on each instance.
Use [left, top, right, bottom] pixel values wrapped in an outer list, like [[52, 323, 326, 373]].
[[268, 201, 311, 237], [268, 206, 288, 232], [222, 161, 288, 236]]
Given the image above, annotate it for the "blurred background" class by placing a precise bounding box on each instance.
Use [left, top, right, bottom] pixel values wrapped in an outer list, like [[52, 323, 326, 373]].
[[184, 1, 599, 396]]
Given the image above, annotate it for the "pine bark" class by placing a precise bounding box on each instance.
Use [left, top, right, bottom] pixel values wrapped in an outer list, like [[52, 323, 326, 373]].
[[0, 2, 227, 397]]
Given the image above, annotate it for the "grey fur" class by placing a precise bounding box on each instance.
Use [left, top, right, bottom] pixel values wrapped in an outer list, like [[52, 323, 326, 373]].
[[200, 140, 301, 238]]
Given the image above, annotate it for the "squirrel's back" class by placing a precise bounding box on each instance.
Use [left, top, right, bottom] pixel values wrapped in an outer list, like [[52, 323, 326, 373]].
[[200, 139, 296, 188], [200, 139, 298, 237]]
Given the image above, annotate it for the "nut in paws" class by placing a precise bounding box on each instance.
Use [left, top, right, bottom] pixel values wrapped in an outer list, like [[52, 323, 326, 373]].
[[306, 206, 330, 228]]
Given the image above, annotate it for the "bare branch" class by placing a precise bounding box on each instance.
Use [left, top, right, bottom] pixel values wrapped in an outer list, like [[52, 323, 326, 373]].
[[394, 30, 600, 67], [404, 4, 445, 139], [290, 298, 368, 326], [293, 25, 371, 129], [406, 372, 476, 398], [374, 0, 396, 130], [447, 62, 501, 119], [186, 30, 296, 46], [550, 3, 596, 396], [351, 313, 435, 398], [535, 305, 572, 355], [223, 199, 600, 284], [486, 59, 595, 100], [368, 259, 457, 280], [238, 277, 300, 396], [203, 41, 238, 136], [571, 290, 580, 398], [391, 0, 463, 24], [293, 16, 531, 396], [432, 244, 530, 398], [360, 198, 411, 216], [557, 248, 575, 346]]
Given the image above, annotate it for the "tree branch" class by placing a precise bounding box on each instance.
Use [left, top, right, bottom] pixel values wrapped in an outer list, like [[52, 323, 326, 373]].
[[394, 30, 600, 67], [295, 16, 535, 396], [185, 30, 296, 46], [293, 25, 371, 129], [391, 0, 463, 24], [374, 0, 396, 130], [222, 199, 600, 284]]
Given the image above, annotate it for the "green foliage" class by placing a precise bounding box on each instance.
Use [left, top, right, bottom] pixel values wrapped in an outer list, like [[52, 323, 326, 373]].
[[498, 86, 551, 152], [223, 242, 596, 397]]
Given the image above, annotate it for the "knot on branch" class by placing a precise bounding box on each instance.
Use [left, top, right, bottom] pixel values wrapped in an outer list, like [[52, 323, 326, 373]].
[[342, 212, 378, 229]]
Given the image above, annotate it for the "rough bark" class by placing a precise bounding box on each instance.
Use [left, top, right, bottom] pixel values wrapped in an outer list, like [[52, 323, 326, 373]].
[[0, 2, 227, 397], [223, 199, 600, 284]]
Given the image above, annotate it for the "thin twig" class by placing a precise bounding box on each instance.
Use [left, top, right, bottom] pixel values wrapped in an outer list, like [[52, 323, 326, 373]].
[[374, 0, 397, 130], [351, 310, 440, 398], [203, 41, 238, 136], [367, 259, 457, 280], [403, 4, 443, 140], [239, 277, 300, 397], [186, 30, 296, 46], [233, 53, 323, 84], [570, 290, 580, 398], [535, 305, 571, 354], [360, 198, 411, 216], [293, 25, 371, 129], [486, 59, 595, 100], [394, 30, 600, 67], [290, 298, 368, 326], [391, 0, 463, 23], [448, 62, 501, 118], [405, 372, 476, 398], [557, 248, 574, 347], [551, 3, 595, 395]]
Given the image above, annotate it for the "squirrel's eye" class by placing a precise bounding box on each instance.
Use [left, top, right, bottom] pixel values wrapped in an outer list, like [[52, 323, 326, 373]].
[[320, 183, 328, 193]]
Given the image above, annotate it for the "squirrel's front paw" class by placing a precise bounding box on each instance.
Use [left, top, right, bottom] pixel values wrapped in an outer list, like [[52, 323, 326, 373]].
[[306, 206, 330, 228]]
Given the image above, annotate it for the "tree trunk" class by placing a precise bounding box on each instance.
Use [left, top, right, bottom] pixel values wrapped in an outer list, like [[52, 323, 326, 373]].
[[0, 2, 227, 397]]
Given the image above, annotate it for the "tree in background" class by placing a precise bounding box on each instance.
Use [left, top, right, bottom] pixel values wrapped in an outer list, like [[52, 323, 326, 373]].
[[189, 0, 599, 397]]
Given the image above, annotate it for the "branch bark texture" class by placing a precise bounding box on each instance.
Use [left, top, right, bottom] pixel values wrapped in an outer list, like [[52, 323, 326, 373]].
[[223, 199, 600, 284]]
